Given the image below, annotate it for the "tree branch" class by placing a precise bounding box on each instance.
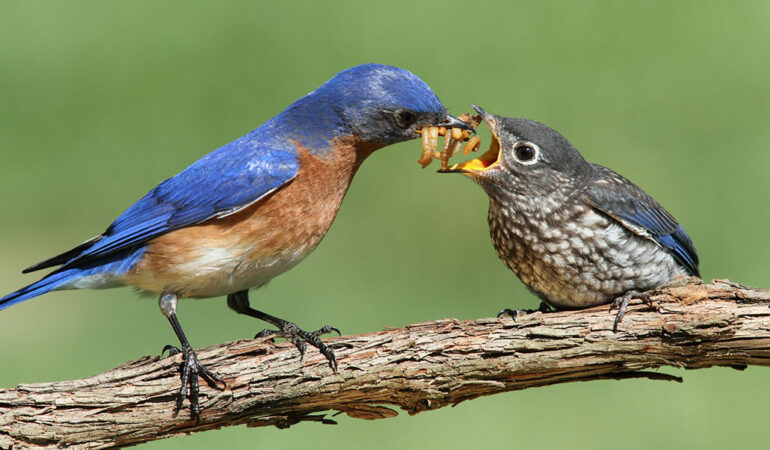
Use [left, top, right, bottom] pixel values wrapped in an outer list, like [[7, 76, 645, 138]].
[[1, 277, 769, 448]]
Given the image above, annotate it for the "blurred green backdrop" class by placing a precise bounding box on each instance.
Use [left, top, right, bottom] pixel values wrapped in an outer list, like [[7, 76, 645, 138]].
[[2, 1, 769, 448]]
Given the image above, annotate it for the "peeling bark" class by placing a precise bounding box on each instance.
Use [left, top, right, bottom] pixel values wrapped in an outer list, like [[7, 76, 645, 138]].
[[1, 277, 769, 449]]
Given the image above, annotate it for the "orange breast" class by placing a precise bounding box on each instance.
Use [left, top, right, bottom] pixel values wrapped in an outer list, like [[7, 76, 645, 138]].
[[122, 139, 377, 298]]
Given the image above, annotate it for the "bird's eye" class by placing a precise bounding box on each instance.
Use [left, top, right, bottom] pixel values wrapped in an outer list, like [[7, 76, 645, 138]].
[[395, 110, 417, 128], [513, 142, 539, 165]]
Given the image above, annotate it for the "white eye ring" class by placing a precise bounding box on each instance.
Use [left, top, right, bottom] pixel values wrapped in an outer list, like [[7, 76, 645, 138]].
[[512, 141, 540, 165]]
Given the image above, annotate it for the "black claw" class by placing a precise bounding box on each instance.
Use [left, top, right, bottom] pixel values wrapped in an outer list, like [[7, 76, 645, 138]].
[[609, 291, 636, 333], [321, 326, 342, 337], [294, 339, 308, 360], [255, 329, 276, 339], [162, 344, 226, 422], [176, 351, 192, 411], [162, 344, 181, 357], [320, 348, 338, 372], [498, 303, 552, 321], [609, 295, 629, 332], [497, 308, 521, 320], [227, 292, 340, 373], [302, 328, 338, 371], [612, 301, 628, 333], [256, 321, 339, 371], [199, 365, 227, 390], [189, 372, 200, 419], [610, 290, 651, 333]]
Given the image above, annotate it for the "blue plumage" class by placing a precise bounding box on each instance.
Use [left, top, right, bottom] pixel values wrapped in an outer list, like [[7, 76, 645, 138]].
[[656, 227, 699, 277], [586, 166, 699, 276], [5, 64, 446, 285], [1, 63, 459, 418], [3, 63, 448, 300], [1, 247, 146, 309], [72, 136, 300, 268]]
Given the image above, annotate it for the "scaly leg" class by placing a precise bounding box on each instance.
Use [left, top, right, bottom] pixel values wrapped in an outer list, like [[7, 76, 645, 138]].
[[227, 290, 340, 371], [159, 293, 225, 421]]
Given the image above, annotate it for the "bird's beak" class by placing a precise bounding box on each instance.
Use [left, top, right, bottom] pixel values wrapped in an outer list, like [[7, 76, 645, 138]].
[[437, 114, 476, 134], [440, 105, 502, 175]]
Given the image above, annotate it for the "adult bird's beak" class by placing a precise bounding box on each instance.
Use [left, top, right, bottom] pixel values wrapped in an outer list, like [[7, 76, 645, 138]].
[[438, 114, 476, 134], [440, 105, 502, 175]]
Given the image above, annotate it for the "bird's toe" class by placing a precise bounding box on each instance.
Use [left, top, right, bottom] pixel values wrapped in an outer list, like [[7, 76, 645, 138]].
[[162, 345, 224, 422], [254, 320, 339, 372]]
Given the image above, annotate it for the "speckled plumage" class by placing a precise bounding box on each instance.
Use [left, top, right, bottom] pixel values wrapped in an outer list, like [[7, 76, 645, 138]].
[[487, 181, 688, 309], [448, 106, 698, 312]]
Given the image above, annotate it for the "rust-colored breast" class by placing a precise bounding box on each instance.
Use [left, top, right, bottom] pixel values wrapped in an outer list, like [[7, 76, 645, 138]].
[[123, 138, 377, 297]]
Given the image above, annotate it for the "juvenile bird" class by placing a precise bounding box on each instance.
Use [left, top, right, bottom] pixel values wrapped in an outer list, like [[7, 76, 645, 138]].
[[443, 106, 698, 330], [0, 64, 471, 418]]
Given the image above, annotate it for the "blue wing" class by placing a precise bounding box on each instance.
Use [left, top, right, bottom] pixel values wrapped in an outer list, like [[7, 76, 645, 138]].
[[586, 165, 699, 277], [25, 133, 299, 272]]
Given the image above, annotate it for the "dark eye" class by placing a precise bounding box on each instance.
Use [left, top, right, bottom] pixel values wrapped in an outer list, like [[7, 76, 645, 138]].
[[513, 143, 538, 163], [395, 110, 417, 128]]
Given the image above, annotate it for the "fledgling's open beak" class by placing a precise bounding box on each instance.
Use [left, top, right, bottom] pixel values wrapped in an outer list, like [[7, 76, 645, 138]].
[[437, 114, 476, 134], [439, 105, 502, 175]]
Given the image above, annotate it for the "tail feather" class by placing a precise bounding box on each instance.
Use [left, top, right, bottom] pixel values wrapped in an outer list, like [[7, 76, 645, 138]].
[[22, 234, 104, 273], [0, 270, 79, 311], [1, 246, 146, 311]]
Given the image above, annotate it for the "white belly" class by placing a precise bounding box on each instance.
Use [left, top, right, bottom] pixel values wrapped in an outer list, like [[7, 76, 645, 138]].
[[128, 242, 316, 298]]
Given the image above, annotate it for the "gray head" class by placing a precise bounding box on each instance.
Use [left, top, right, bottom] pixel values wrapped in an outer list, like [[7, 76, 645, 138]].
[[445, 105, 593, 198]]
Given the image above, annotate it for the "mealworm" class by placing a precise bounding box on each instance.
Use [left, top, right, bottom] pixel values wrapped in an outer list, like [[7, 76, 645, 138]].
[[438, 130, 455, 171], [462, 135, 481, 154], [417, 126, 433, 168], [427, 126, 439, 154], [415, 113, 483, 168]]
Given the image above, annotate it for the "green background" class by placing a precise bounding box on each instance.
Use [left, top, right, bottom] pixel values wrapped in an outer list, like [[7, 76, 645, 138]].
[[2, 1, 769, 448]]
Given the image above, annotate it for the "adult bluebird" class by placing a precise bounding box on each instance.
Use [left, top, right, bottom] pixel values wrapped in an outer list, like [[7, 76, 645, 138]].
[[0, 64, 471, 418], [443, 106, 698, 331]]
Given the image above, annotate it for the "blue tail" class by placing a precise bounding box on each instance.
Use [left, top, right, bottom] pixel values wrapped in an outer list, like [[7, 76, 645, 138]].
[[0, 269, 82, 311], [0, 246, 147, 311]]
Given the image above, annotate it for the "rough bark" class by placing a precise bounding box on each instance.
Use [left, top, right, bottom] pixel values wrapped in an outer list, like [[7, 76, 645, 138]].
[[1, 277, 769, 449]]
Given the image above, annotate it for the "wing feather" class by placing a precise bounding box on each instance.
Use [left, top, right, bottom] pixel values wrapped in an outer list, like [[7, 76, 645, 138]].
[[586, 165, 699, 276], [25, 135, 299, 272]]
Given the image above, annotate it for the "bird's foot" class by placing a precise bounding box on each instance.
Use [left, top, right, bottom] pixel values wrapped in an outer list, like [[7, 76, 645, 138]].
[[497, 301, 552, 321], [161, 344, 226, 421], [608, 290, 652, 333], [255, 321, 341, 371]]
